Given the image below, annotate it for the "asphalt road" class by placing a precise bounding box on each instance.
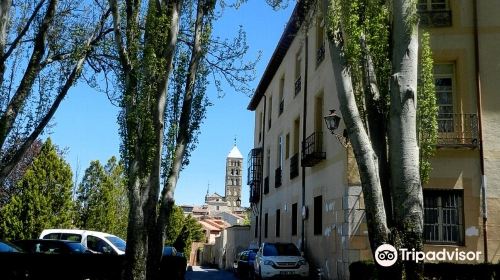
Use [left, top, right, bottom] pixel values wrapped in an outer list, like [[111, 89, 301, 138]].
[[185, 266, 239, 280]]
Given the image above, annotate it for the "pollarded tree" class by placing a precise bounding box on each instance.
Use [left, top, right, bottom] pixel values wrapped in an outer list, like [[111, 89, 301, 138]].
[[0, 138, 74, 240]]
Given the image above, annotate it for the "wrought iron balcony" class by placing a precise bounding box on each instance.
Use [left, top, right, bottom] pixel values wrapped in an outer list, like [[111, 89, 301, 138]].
[[419, 10, 452, 27], [295, 77, 301, 96], [316, 44, 325, 65], [437, 113, 479, 148], [275, 167, 282, 188], [301, 131, 326, 167], [247, 148, 263, 185], [279, 99, 284, 115], [249, 183, 260, 204], [264, 176, 269, 194], [290, 153, 299, 179]]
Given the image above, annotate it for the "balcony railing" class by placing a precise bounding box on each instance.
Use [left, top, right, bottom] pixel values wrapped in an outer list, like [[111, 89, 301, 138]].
[[301, 131, 326, 167], [275, 167, 282, 188], [290, 153, 299, 179], [264, 176, 269, 194], [316, 44, 325, 65], [437, 113, 479, 148], [279, 99, 284, 115], [247, 148, 263, 185], [249, 183, 260, 204], [419, 10, 452, 27], [295, 77, 301, 96]]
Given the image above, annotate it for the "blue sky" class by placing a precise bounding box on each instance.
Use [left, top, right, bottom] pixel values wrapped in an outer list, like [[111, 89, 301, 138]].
[[50, 2, 295, 207]]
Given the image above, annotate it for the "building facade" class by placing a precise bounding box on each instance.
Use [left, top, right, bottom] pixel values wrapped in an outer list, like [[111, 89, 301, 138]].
[[247, 1, 500, 279]]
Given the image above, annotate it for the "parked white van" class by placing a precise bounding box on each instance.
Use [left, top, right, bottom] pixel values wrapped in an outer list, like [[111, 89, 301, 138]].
[[39, 229, 126, 255]]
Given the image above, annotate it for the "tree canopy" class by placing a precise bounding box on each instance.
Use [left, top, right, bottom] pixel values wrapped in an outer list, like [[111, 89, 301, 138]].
[[75, 156, 128, 238], [0, 138, 74, 240]]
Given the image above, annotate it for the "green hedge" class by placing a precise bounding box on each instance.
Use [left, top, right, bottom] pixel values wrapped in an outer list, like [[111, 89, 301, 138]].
[[349, 261, 500, 280]]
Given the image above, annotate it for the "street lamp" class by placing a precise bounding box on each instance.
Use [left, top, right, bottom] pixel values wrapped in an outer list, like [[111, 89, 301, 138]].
[[324, 109, 349, 147]]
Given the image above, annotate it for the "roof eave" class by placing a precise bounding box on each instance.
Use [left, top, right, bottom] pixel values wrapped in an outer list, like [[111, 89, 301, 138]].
[[247, 1, 308, 111]]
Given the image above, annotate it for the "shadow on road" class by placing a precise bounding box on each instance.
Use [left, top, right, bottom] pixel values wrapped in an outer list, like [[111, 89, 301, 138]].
[[185, 266, 239, 280]]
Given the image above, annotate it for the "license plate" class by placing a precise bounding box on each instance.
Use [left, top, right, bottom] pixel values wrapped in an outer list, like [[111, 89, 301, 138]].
[[280, 271, 295, 275]]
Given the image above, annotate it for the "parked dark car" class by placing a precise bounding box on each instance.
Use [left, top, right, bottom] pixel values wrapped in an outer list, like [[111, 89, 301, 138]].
[[13, 239, 90, 254], [0, 240, 23, 253], [234, 249, 257, 279], [160, 246, 187, 280]]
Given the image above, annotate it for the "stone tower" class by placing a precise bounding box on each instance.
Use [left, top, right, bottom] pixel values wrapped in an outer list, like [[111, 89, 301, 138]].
[[225, 143, 243, 208]]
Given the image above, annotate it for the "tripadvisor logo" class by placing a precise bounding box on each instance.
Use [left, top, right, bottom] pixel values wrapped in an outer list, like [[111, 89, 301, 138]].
[[375, 244, 482, 267], [375, 244, 398, 267]]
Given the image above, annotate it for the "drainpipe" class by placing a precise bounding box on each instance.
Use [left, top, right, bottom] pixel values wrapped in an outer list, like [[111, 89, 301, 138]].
[[259, 98, 267, 246], [301, 33, 309, 253], [473, 0, 488, 262]]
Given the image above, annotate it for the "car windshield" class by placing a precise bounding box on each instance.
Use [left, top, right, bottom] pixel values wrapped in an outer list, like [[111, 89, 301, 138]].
[[263, 243, 301, 257], [0, 241, 21, 252], [105, 236, 126, 251], [66, 242, 87, 253]]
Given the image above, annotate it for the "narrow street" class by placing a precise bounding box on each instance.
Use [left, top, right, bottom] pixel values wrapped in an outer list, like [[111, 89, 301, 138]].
[[185, 266, 239, 280]]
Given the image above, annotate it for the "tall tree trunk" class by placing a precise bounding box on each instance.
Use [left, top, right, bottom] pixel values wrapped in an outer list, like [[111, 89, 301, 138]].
[[0, 0, 12, 87], [145, 1, 182, 279], [0, 0, 57, 150], [151, 2, 207, 279], [389, 0, 423, 279], [322, 0, 390, 253]]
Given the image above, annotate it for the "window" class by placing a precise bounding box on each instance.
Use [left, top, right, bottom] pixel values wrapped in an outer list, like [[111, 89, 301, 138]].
[[277, 135, 283, 168], [255, 216, 259, 238], [424, 190, 464, 244], [417, 0, 452, 27], [315, 94, 324, 133], [316, 17, 325, 66], [276, 209, 281, 237], [292, 203, 298, 236], [87, 236, 113, 254], [268, 96, 272, 130], [285, 133, 290, 159], [293, 118, 300, 154], [295, 50, 302, 96], [314, 195, 323, 235], [435, 64, 454, 132], [259, 112, 263, 142], [265, 213, 269, 238], [266, 148, 271, 178], [418, 0, 448, 11], [279, 76, 285, 115]]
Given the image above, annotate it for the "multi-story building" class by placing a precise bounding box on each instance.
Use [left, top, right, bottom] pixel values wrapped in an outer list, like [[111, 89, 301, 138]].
[[246, 1, 500, 279]]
